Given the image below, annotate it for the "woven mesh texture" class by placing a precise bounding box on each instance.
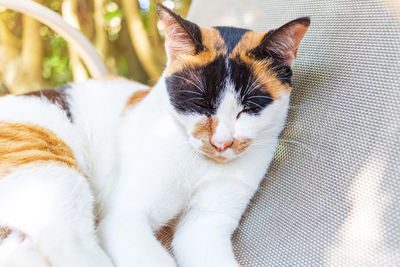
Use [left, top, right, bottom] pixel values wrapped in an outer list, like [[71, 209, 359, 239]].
[[188, 1, 400, 266]]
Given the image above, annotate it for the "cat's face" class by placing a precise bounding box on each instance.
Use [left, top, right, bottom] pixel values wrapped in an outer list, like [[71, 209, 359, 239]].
[[157, 5, 309, 162]]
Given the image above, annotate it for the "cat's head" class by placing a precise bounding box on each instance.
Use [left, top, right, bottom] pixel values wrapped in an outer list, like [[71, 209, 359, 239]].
[[157, 4, 310, 163]]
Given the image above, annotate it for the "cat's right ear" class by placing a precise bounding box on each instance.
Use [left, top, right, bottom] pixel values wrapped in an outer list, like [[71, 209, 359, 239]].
[[156, 4, 204, 62], [250, 17, 310, 66]]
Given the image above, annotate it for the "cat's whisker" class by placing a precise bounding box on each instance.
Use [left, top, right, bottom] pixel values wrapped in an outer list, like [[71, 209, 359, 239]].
[[174, 75, 205, 93], [249, 141, 277, 148], [246, 85, 262, 96], [242, 76, 286, 99], [242, 77, 252, 100], [257, 123, 296, 135], [242, 75, 261, 97], [244, 75, 264, 96], [247, 95, 273, 100], [246, 100, 264, 110], [190, 70, 205, 88], [184, 97, 206, 102], [246, 75, 292, 94], [278, 138, 318, 159], [179, 90, 203, 96]]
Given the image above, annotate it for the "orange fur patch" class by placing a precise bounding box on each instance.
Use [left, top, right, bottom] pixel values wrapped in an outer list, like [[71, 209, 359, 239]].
[[231, 137, 253, 155], [231, 31, 266, 57], [0, 226, 11, 240], [156, 215, 181, 251], [192, 116, 253, 161], [231, 31, 291, 99], [192, 115, 218, 139], [124, 89, 151, 113], [192, 116, 228, 162], [165, 27, 226, 77], [0, 122, 79, 177]]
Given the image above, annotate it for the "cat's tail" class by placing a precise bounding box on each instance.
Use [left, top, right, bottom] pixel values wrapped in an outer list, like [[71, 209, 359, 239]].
[[0, 231, 49, 267]]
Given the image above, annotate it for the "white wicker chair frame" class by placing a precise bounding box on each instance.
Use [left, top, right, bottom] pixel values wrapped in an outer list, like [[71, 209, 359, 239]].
[[0, 0, 108, 78]]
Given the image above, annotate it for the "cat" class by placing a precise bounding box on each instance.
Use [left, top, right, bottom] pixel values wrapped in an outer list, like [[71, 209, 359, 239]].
[[0, 4, 309, 267]]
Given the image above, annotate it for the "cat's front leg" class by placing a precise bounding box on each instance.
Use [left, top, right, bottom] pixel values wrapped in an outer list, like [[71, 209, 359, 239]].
[[173, 178, 256, 267], [99, 204, 177, 267], [0, 166, 113, 267]]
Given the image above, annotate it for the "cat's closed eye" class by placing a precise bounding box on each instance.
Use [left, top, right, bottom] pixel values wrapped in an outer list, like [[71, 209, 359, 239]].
[[192, 100, 211, 115], [236, 109, 249, 119], [182, 96, 211, 115]]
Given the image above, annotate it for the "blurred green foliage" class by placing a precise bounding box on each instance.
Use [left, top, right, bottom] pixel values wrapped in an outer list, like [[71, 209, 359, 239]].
[[39, 0, 73, 87], [0, 0, 191, 93], [41, 27, 72, 87]]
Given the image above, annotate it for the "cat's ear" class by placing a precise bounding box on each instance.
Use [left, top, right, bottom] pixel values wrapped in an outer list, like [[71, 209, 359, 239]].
[[250, 17, 310, 66], [156, 4, 204, 61]]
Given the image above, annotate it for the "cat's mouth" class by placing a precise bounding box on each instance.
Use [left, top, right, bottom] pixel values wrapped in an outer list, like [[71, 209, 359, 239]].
[[195, 137, 253, 163], [190, 116, 253, 162]]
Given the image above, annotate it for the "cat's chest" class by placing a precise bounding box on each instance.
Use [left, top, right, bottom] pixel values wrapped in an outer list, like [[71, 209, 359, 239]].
[[118, 102, 273, 226], [120, 109, 218, 189]]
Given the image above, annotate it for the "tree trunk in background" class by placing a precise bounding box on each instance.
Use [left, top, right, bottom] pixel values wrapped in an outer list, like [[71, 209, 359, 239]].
[[20, 14, 43, 92], [116, 13, 148, 83], [0, 15, 20, 57], [62, 0, 89, 82], [94, 0, 119, 75], [148, 0, 166, 66], [94, 0, 107, 58], [0, 82, 9, 96], [8, 0, 45, 94], [77, 0, 95, 41], [0, 14, 21, 92], [121, 0, 162, 83]]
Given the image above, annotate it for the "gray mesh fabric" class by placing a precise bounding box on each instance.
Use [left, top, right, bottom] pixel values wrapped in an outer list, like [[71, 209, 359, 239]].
[[188, 1, 400, 266]]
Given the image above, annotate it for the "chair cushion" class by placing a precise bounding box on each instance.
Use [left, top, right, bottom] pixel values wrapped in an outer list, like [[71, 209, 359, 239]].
[[188, 0, 400, 265]]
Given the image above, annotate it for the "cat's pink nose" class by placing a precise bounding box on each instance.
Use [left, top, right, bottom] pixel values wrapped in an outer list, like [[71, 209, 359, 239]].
[[210, 138, 234, 152]]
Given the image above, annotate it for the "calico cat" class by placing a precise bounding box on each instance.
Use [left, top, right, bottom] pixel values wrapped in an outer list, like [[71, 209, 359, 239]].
[[0, 4, 309, 267]]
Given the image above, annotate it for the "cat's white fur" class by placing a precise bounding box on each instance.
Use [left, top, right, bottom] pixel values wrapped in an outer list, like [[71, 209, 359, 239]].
[[0, 74, 289, 266], [97, 75, 289, 267], [0, 81, 135, 267]]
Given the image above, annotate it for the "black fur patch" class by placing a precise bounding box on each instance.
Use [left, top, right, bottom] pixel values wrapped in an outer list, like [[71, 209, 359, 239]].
[[166, 55, 273, 116], [214, 26, 249, 54], [229, 59, 273, 115], [250, 32, 293, 85], [166, 56, 227, 115], [174, 14, 204, 54], [25, 85, 73, 121], [270, 59, 292, 86]]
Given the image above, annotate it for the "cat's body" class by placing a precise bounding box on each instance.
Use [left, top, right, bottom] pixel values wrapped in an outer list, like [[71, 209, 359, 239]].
[[0, 79, 138, 267], [0, 4, 309, 267], [101, 77, 284, 267]]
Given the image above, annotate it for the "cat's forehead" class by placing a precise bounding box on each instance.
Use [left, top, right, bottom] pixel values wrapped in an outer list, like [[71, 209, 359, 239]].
[[165, 26, 267, 76], [201, 26, 267, 58], [212, 27, 266, 56]]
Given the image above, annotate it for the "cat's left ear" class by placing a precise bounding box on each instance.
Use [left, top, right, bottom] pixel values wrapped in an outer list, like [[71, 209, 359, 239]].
[[156, 4, 204, 61], [250, 17, 310, 66]]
